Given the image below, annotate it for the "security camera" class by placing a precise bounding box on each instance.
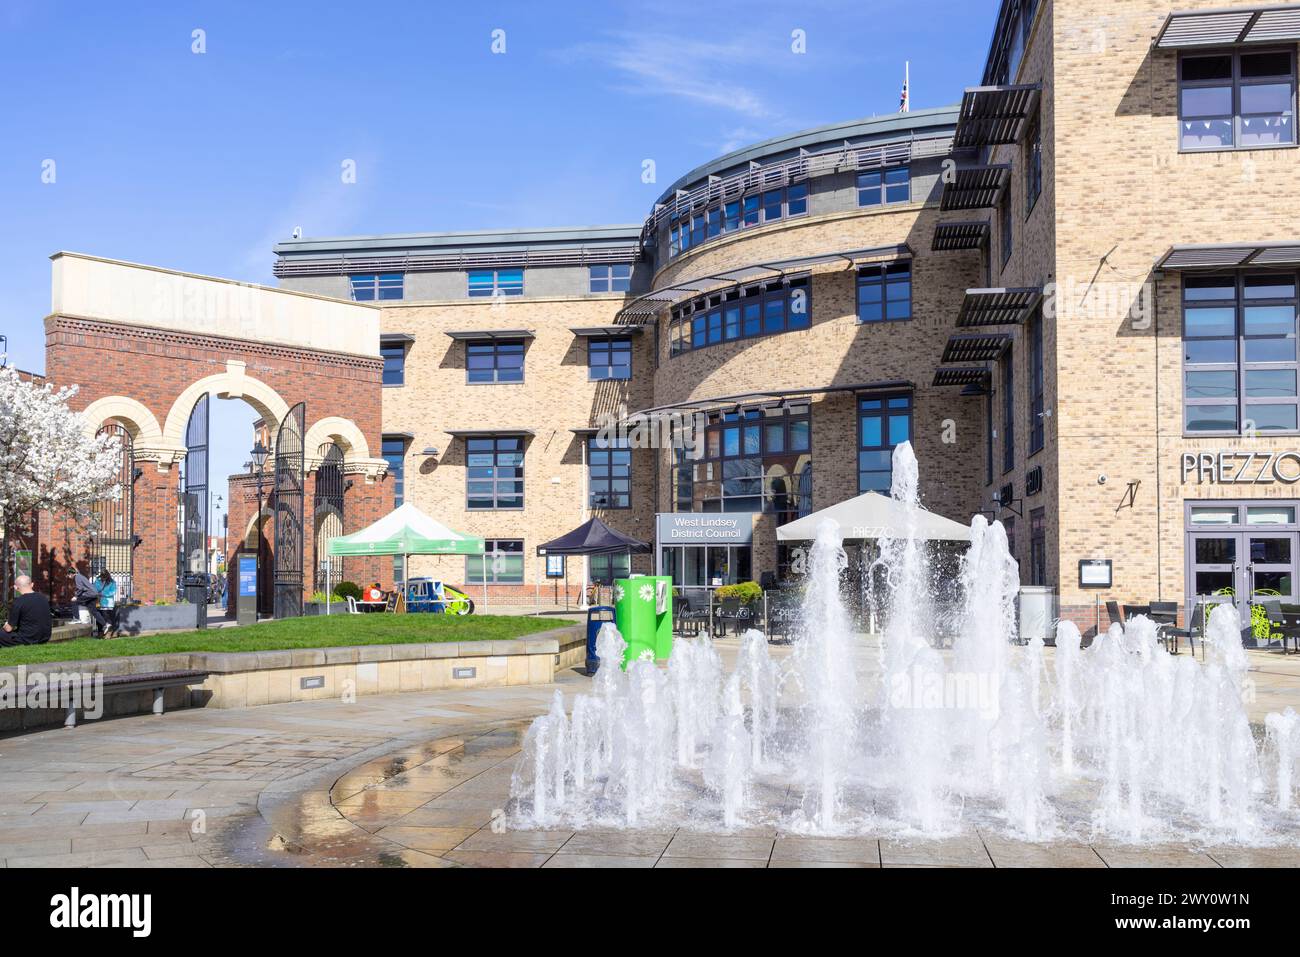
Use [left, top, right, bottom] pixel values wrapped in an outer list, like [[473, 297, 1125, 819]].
[[1097, 474, 1108, 485], [291, 226, 303, 239]]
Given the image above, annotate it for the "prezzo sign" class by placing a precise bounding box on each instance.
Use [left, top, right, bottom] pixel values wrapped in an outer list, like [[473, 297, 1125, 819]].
[[655, 513, 753, 545], [1181, 451, 1300, 485]]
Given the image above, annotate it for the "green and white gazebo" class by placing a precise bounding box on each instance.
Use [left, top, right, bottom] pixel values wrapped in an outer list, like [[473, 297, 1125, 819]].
[[325, 502, 484, 612]]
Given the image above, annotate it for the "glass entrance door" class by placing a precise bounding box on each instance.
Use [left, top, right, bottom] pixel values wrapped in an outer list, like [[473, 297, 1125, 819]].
[[1187, 527, 1298, 627]]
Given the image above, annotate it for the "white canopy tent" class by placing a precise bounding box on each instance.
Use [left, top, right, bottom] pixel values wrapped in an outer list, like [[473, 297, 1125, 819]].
[[324, 502, 484, 613], [776, 491, 972, 542]]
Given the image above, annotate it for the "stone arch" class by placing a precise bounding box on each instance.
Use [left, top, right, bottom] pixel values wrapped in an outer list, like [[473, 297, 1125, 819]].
[[162, 366, 291, 451], [304, 416, 372, 466], [80, 395, 166, 446]]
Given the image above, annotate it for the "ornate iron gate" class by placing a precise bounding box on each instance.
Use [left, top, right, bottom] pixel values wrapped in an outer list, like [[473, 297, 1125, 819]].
[[90, 424, 136, 599], [313, 442, 346, 594], [273, 402, 306, 618], [182, 394, 209, 626]]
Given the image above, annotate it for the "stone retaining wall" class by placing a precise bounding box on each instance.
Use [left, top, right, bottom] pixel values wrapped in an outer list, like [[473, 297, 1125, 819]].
[[0, 625, 584, 731]]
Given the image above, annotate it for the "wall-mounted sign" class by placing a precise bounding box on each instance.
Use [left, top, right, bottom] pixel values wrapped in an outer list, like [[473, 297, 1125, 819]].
[[545, 555, 565, 578], [1181, 451, 1300, 485], [238, 554, 257, 598], [1078, 559, 1112, 589], [656, 513, 753, 545], [13, 549, 32, 580]]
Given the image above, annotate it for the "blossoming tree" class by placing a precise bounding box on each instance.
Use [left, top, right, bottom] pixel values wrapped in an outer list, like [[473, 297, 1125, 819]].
[[0, 362, 123, 596]]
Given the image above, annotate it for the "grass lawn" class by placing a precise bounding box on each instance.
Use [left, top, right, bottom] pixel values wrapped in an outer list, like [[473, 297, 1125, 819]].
[[0, 614, 577, 666]]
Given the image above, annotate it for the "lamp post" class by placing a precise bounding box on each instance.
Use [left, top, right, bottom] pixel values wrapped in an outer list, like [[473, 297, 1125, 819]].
[[250, 441, 269, 618]]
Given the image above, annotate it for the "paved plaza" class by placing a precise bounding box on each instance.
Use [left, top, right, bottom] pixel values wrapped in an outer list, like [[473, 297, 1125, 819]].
[[2, 636, 1299, 869]]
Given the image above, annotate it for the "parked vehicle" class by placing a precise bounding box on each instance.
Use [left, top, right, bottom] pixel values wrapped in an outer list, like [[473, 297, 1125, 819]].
[[405, 578, 475, 615]]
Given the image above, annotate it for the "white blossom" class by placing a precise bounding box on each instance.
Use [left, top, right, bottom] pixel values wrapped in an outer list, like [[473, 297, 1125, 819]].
[[638, 583, 654, 603], [0, 362, 123, 540]]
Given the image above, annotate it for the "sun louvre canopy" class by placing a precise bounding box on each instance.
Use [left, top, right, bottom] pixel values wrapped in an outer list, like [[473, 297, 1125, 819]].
[[615, 244, 911, 323], [328, 502, 484, 557], [1154, 5, 1300, 49], [776, 492, 972, 543], [932, 221, 991, 251], [943, 333, 1009, 363], [957, 287, 1042, 327], [536, 516, 651, 557], [932, 367, 992, 388], [570, 325, 644, 337], [1157, 242, 1300, 269], [939, 165, 1011, 211], [446, 428, 535, 437], [628, 380, 913, 418], [952, 85, 1041, 149], [445, 329, 535, 340]]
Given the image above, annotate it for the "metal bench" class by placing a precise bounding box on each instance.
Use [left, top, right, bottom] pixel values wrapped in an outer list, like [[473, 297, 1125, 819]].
[[10, 669, 210, 729]]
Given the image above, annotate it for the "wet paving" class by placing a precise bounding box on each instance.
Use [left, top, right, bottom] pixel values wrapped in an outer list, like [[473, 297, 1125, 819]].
[[1, 637, 1299, 868]]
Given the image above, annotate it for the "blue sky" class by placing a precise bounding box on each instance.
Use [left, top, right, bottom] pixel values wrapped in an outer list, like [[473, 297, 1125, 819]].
[[0, 0, 996, 518]]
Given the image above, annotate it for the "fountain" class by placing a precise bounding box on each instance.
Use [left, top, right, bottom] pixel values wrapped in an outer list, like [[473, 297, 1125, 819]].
[[508, 441, 1300, 845]]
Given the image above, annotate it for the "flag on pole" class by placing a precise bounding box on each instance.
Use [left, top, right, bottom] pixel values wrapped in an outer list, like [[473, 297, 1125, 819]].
[[899, 61, 910, 113]]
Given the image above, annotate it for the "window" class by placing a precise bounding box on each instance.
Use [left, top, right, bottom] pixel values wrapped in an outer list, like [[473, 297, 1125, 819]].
[[1180, 50, 1295, 151], [999, 189, 1013, 266], [1002, 346, 1015, 473], [667, 182, 810, 258], [466, 436, 524, 509], [672, 404, 811, 517], [380, 342, 406, 386], [467, 269, 524, 297], [1184, 273, 1299, 434], [857, 262, 912, 323], [858, 394, 912, 493], [467, 339, 525, 384], [588, 337, 632, 381], [350, 273, 403, 301], [668, 277, 810, 356], [1028, 308, 1044, 453], [1025, 114, 1042, 212], [1004, 516, 1017, 558], [467, 539, 524, 584], [857, 166, 910, 207], [588, 436, 631, 509], [589, 264, 632, 293], [590, 553, 632, 585], [381, 436, 407, 505], [1029, 507, 1046, 585]]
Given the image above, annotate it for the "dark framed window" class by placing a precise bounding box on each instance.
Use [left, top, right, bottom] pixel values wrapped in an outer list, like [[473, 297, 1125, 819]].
[[857, 261, 912, 323], [466, 436, 524, 510], [1183, 272, 1299, 434], [667, 182, 810, 259], [999, 189, 1013, 266], [1004, 515, 1017, 558], [588, 337, 632, 380], [350, 273, 403, 301], [467, 339, 525, 384], [672, 403, 811, 517], [590, 552, 632, 585], [1025, 114, 1042, 213], [1002, 345, 1015, 473], [588, 435, 631, 509], [1029, 507, 1046, 585], [381, 436, 407, 505], [467, 539, 524, 584], [1029, 308, 1044, 453], [1179, 50, 1296, 151], [380, 342, 406, 386], [857, 166, 910, 207], [858, 393, 912, 493], [467, 268, 524, 297], [668, 276, 810, 356], [589, 264, 632, 293]]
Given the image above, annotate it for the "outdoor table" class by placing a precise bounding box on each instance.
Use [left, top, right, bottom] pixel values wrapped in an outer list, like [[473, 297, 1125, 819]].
[[1123, 604, 1151, 620], [357, 600, 388, 613]]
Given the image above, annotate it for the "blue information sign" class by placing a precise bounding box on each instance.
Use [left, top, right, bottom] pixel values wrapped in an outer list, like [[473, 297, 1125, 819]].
[[238, 555, 258, 598]]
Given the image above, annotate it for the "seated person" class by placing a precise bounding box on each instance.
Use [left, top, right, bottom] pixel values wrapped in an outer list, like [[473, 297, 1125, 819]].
[[363, 582, 385, 602], [2, 576, 53, 647]]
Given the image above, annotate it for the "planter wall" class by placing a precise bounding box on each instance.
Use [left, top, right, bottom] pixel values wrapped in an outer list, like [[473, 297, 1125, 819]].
[[115, 603, 201, 635]]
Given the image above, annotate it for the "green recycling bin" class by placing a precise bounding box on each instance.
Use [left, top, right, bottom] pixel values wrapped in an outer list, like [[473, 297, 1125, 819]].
[[613, 575, 673, 667]]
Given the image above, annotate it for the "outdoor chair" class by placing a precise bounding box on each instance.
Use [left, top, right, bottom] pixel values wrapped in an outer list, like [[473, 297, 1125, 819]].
[[1162, 601, 1205, 660], [1280, 604, 1300, 656], [345, 595, 362, 615], [1148, 600, 1179, 652], [1105, 600, 1124, 629]]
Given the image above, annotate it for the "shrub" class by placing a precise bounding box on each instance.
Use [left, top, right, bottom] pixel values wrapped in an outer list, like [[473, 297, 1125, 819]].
[[716, 581, 762, 604], [333, 580, 362, 601]]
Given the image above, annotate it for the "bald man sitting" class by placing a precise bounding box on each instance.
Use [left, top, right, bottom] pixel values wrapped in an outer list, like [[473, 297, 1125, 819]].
[[2, 576, 52, 647]]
